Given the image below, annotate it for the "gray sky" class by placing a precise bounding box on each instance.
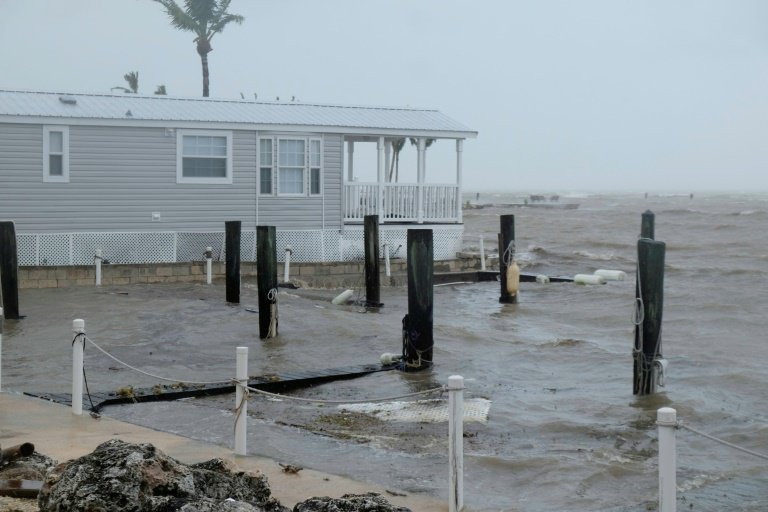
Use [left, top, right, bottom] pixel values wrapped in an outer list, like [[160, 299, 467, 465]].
[[2, 0, 767, 192]]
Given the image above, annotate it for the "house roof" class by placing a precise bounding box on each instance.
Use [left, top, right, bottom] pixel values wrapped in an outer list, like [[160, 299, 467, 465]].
[[0, 90, 477, 138]]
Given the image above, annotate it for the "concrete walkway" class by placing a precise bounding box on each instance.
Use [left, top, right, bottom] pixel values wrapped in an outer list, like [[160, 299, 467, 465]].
[[0, 392, 446, 511]]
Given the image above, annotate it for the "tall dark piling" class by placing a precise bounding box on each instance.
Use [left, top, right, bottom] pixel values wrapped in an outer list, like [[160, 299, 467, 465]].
[[0, 221, 20, 319], [641, 210, 655, 240], [364, 215, 381, 307], [257, 225, 278, 339], [634, 238, 666, 395], [403, 229, 433, 369], [499, 214, 517, 304], [225, 221, 241, 304]]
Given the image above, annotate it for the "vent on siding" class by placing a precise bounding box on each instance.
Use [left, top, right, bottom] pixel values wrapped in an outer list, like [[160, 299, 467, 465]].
[[58, 95, 77, 105]]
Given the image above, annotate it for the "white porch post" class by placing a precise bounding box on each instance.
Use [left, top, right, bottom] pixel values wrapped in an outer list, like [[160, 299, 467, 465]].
[[417, 137, 426, 224], [347, 140, 354, 182], [456, 139, 464, 223], [377, 136, 385, 224], [385, 140, 392, 182]]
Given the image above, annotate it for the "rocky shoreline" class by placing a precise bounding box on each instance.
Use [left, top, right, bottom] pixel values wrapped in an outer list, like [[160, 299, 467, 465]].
[[1, 440, 410, 512]]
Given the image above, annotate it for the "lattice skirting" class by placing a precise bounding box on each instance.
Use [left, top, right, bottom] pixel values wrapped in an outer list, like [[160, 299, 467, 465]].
[[16, 226, 464, 266]]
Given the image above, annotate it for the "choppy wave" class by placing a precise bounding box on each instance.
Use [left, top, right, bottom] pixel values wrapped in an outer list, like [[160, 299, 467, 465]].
[[572, 250, 617, 261], [730, 210, 767, 216]]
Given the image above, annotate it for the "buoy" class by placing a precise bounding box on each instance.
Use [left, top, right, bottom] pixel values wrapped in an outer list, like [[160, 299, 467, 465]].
[[506, 260, 520, 296], [331, 289, 355, 305], [573, 274, 607, 285], [594, 269, 627, 281], [535, 274, 550, 284]]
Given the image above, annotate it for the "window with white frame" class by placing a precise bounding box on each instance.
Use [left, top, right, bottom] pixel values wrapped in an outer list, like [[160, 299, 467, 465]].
[[177, 130, 233, 184], [259, 137, 322, 196], [43, 125, 69, 183]]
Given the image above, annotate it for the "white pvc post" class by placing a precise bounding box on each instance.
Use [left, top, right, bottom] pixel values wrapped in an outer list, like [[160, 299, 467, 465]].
[[71, 319, 85, 415], [383, 242, 391, 277], [204, 246, 213, 285], [234, 346, 248, 456], [0, 307, 4, 392], [479, 237, 486, 271], [284, 246, 292, 283], [657, 407, 677, 512], [448, 375, 464, 512], [94, 249, 102, 286]]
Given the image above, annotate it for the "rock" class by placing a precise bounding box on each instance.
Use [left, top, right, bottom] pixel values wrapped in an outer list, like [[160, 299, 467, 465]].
[[0, 452, 57, 481], [293, 492, 411, 512], [38, 439, 288, 512]]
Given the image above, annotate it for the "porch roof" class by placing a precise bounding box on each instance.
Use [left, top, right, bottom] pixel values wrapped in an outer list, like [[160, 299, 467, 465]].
[[0, 89, 477, 138]]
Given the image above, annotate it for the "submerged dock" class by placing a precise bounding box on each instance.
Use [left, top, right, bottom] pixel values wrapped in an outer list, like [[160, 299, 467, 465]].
[[26, 363, 395, 413]]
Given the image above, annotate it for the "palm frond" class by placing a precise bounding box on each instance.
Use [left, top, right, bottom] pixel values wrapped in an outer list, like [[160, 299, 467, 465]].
[[154, 0, 203, 35], [207, 13, 244, 38]]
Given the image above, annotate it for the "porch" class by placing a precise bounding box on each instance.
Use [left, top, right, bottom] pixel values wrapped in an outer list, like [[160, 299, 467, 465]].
[[342, 136, 466, 224]]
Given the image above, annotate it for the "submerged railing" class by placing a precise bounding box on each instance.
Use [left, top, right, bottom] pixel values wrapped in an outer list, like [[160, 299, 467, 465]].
[[344, 182, 460, 223]]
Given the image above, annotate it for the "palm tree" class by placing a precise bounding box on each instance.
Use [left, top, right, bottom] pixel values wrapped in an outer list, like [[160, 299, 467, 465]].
[[388, 138, 406, 182], [154, 0, 245, 97], [409, 137, 436, 150], [112, 71, 140, 93], [154, 85, 168, 95]]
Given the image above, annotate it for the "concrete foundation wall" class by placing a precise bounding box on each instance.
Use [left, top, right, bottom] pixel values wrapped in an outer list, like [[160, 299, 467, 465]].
[[18, 254, 497, 290]]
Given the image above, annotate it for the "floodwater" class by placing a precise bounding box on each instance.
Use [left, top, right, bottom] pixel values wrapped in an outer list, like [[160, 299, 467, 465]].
[[2, 192, 767, 511]]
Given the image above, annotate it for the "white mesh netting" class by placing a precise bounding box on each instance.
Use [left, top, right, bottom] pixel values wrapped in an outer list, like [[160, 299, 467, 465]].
[[16, 226, 462, 266]]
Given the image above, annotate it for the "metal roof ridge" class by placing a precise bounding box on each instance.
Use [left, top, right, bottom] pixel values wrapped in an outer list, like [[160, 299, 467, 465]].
[[0, 89, 441, 113]]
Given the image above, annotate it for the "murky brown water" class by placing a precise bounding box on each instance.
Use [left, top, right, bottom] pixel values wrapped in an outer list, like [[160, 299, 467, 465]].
[[3, 192, 768, 511]]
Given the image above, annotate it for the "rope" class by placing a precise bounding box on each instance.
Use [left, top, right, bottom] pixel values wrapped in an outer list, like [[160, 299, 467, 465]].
[[632, 260, 663, 392], [236, 379, 446, 405], [233, 381, 249, 429], [401, 314, 433, 368], [502, 240, 515, 266], [678, 422, 768, 461], [83, 335, 231, 386], [72, 333, 101, 417]]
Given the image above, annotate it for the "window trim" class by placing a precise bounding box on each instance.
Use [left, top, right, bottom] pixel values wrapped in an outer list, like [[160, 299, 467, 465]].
[[176, 129, 233, 184], [43, 125, 69, 183]]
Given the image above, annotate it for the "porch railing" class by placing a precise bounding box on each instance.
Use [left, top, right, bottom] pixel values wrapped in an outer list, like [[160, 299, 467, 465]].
[[344, 182, 460, 223]]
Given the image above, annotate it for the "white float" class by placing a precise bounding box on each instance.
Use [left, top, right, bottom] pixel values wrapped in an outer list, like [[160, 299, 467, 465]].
[[594, 269, 627, 281], [331, 289, 355, 305], [573, 274, 607, 285]]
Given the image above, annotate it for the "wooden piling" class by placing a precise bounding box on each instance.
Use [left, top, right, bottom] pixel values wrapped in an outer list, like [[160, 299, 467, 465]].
[[634, 238, 665, 395], [257, 226, 278, 339], [641, 210, 655, 240], [499, 214, 517, 304], [225, 221, 241, 304], [0, 221, 20, 319], [404, 229, 433, 369], [364, 215, 381, 307]]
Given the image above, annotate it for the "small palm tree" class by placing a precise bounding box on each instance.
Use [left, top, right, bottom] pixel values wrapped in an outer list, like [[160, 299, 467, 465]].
[[409, 137, 436, 150], [112, 71, 140, 94], [154, 85, 168, 95], [388, 138, 406, 182], [154, 0, 245, 97]]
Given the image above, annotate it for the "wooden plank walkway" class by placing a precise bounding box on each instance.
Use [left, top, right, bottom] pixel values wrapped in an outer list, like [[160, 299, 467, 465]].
[[25, 363, 396, 414]]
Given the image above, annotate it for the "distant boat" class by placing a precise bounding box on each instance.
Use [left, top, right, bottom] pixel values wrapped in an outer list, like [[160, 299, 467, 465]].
[[491, 203, 580, 210]]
